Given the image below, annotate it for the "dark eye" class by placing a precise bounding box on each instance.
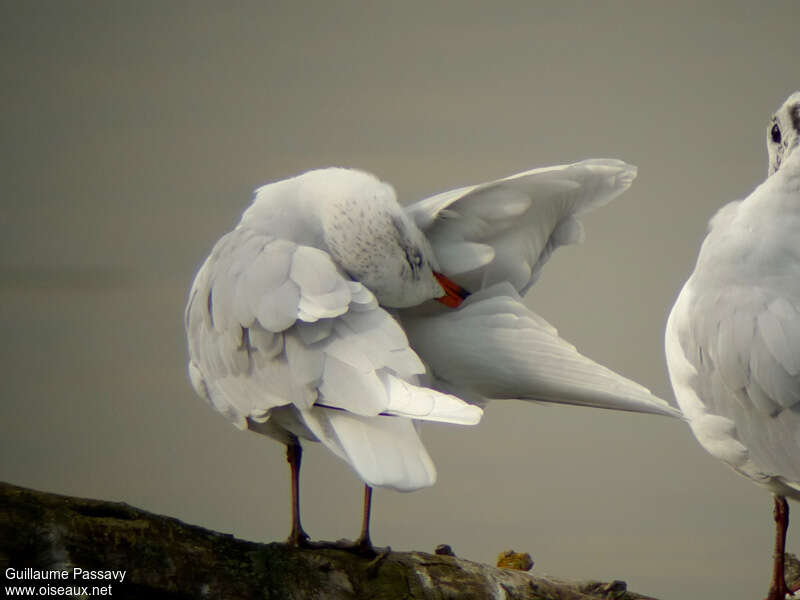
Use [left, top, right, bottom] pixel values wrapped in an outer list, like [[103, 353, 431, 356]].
[[405, 248, 423, 272], [771, 123, 782, 144]]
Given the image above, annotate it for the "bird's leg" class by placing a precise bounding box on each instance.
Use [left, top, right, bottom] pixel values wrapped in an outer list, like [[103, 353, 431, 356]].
[[354, 484, 374, 553], [285, 437, 310, 547], [766, 495, 789, 600], [310, 484, 386, 557]]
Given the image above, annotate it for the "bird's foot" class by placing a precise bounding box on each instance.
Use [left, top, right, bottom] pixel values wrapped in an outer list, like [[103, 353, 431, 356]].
[[297, 537, 389, 559], [764, 583, 789, 600], [350, 534, 376, 557], [331, 537, 385, 558], [286, 526, 311, 548]]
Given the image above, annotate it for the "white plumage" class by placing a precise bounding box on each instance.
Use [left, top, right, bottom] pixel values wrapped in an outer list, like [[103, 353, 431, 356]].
[[186, 158, 677, 547], [665, 91, 800, 599], [185, 170, 477, 496], [403, 159, 676, 418], [406, 159, 637, 294]]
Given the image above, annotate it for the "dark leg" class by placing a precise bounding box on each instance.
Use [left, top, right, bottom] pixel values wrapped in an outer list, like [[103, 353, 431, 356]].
[[354, 484, 374, 552], [286, 437, 309, 546], [288, 481, 386, 557], [766, 495, 789, 600]]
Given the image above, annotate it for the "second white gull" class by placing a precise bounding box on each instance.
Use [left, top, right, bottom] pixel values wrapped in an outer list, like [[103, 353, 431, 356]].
[[666, 92, 800, 600]]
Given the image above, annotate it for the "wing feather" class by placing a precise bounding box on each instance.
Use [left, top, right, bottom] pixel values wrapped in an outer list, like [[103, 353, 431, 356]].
[[291, 246, 353, 320], [406, 159, 637, 294], [186, 224, 482, 490], [284, 331, 324, 389], [760, 297, 800, 377], [380, 373, 482, 424], [403, 283, 679, 418], [318, 356, 388, 414], [667, 282, 800, 491]]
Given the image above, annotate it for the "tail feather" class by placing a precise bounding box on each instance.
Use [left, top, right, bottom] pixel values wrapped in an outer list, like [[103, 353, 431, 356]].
[[299, 407, 437, 492]]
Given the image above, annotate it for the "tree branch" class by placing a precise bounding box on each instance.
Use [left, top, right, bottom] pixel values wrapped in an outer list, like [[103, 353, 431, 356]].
[[1, 480, 663, 599]]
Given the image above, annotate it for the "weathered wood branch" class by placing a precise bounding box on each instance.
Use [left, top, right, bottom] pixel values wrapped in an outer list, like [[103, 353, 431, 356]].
[[1, 480, 664, 599]]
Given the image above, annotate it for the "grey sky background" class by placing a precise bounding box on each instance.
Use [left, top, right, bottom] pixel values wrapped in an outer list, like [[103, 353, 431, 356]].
[[1, 2, 798, 598]]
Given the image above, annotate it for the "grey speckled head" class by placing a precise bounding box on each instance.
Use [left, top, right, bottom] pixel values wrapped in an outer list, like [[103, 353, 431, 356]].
[[767, 91, 800, 176], [318, 169, 444, 308]]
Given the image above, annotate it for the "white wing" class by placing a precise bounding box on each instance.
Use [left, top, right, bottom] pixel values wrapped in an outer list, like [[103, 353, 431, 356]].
[[403, 283, 680, 418], [405, 159, 636, 294], [667, 283, 800, 499], [185, 226, 481, 491]]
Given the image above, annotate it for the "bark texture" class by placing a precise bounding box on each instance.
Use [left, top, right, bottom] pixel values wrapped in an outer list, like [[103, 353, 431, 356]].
[[1, 480, 665, 599]]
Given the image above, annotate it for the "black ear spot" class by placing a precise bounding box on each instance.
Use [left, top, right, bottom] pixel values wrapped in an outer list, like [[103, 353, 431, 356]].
[[791, 105, 800, 135], [771, 123, 782, 144]]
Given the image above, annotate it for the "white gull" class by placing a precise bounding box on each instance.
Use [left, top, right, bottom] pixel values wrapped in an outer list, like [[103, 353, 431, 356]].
[[666, 92, 800, 600], [186, 158, 678, 550]]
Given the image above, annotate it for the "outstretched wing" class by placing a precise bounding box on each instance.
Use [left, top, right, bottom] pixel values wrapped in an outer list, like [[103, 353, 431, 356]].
[[405, 159, 636, 294], [185, 226, 481, 491], [666, 283, 800, 497], [403, 283, 680, 418]]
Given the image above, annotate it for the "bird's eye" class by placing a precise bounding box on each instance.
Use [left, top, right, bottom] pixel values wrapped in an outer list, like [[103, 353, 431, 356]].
[[405, 248, 424, 272], [771, 123, 782, 144]]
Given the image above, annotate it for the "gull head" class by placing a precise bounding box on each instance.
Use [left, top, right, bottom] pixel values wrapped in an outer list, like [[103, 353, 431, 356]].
[[318, 169, 455, 308], [767, 91, 800, 176]]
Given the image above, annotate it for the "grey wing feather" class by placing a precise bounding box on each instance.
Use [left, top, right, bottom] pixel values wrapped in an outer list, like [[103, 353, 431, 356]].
[[185, 228, 355, 427], [403, 282, 679, 418], [405, 159, 637, 294], [673, 285, 800, 492], [185, 227, 482, 489]]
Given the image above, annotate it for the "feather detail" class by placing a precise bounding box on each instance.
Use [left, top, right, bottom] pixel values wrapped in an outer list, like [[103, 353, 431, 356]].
[[406, 159, 637, 294], [404, 283, 678, 418], [299, 407, 437, 491]]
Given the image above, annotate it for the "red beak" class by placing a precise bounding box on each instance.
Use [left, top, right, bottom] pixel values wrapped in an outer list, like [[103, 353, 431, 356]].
[[434, 272, 470, 308]]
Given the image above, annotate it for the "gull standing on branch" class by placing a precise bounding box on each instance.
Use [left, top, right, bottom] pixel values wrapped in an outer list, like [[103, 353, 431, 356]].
[[185, 158, 679, 552], [666, 92, 800, 600]]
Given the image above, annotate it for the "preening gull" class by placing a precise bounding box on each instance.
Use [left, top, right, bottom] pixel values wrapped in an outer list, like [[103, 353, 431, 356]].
[[666, 92, 800, 600], [185, 158, 678, 551]]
